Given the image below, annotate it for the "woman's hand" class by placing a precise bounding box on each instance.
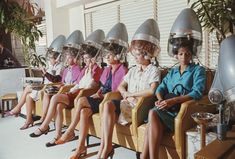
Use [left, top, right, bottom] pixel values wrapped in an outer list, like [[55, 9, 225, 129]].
[[155, 98, 176, 110], [39, 65, 47, 75], [122, 91, 132, 99], [91, 89, 103, 99]]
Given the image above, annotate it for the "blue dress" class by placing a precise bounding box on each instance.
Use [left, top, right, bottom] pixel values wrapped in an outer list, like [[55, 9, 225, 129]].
[[153, 63, 206, 131]]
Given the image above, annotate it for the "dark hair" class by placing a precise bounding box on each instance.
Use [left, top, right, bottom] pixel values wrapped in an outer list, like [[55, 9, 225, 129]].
[[47, 51, 60, 59], [103, 42, 125, 55], [171, 37, 194, 55], [64, 47, 79, 57], [81, 44, 99, 58]]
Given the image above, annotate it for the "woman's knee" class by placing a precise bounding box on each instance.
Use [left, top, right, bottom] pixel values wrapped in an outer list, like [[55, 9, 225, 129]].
[[76, 97, 87, 106], [103, 101, 115, 114], [56, 103, 65, 112], [80, 108, 92, 118], [26, 94, 33, 102], [25, 85, 32, 92], [148, 109, 158, 121], [51, 94, 61, 103]]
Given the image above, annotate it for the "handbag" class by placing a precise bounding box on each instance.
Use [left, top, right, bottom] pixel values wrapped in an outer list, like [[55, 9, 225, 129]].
[[154, 83, 189, 131]]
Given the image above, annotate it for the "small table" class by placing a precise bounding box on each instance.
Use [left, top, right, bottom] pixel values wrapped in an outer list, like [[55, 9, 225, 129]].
[[194, 128, 235, 159], [186, 128, 217, 159], [0, 93, 18, 117]]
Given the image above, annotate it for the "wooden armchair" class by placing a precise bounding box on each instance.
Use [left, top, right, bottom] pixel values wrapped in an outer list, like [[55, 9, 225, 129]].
[[71, 87, 100, 130], [88, 91, 156, 155], [35, 83, 75, 125], [136, 69, 217, 159]]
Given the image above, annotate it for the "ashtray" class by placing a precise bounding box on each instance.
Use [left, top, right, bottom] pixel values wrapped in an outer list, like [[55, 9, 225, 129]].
[[191, 112, 215, 125]]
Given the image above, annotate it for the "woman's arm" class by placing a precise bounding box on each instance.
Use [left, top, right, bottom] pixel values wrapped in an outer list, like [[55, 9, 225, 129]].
[[156, 95, 193, 110], [127, 82, 158, 98], [44, 72, 62, 83], [118, 80, 128, 99]]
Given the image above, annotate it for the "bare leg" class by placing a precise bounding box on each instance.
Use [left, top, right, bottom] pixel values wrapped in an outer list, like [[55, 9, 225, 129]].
[[54, 103, 66, 139], [40, 93, 51, 122], [11, 85, 32, 114], [100, 101, 116, 159], [148, 110, 164, 159], [33, 94, 69, 134], [72, 108, 92, 157], [25, 95, 35, 124], [97, 122, 104, 158], [59, 97, 90, 141], [19, 94, 35, 130], [141, 121, 150, 159]]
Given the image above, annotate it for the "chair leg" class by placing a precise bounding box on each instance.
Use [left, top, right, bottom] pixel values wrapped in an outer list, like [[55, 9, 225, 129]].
[[1, 101, 5, 118], [136, 152, 141, 159], [86, 135, 90, 146]]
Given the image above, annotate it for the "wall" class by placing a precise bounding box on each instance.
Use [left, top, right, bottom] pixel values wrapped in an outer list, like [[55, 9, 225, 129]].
[[44, 0, 70, 46], [68, 6, 85, 36]]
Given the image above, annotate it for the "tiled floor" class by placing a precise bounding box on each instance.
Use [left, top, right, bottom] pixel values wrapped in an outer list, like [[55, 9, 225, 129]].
[[0, 116, 137, 159]]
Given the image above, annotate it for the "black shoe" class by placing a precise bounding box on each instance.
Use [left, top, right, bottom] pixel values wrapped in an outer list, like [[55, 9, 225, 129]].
[[45, 138, 57, 147], [30, 126, 50, 137]]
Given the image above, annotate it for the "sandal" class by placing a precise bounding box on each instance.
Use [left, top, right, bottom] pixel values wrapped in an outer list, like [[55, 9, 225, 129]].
[[20, 121, 34, 130], [5, 110, 20, 117], [29, 126, 50, 137], [55, 132, 76, 145], [45, 138, 58, 147], [69, 148, 87, 159]]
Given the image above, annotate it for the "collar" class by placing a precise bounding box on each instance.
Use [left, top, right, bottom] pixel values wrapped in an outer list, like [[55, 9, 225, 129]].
[[68, 64, 77, 70], [110, 63, 122, 73], [136, 63, 152, 72], [174, 63, 194, 74]]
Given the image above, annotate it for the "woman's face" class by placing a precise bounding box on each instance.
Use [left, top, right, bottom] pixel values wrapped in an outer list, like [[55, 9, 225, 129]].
[[105, 51, 117, 65], [47, 55, 57, 65], [131, 49, 146, 65], [177, 47, 192, 65], [83, 54, 93, 66], [66, 54, 76, 66]]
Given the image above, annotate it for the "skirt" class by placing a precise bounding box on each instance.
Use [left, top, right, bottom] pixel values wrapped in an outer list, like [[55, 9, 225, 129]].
[[152, 104, 180, 132], [66, 89, 81, 108], [87, 97, 121, 115]]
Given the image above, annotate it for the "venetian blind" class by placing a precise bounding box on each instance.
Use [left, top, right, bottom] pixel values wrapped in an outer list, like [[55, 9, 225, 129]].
[[35, 21, 47, 56], [84, 0, 218, 68]]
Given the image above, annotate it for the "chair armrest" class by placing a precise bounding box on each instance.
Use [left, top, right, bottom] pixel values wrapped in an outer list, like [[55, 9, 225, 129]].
[[132, 95, 156, 136], [174, 95, 217, 157], [44, 82, 63, 86], [99, 92, 123, 115], [58, 84, 75, 94], [73, 87, 100, 106]]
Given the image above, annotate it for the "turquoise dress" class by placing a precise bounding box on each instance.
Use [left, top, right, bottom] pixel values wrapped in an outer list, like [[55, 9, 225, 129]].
[[153, 63, 206, 131]]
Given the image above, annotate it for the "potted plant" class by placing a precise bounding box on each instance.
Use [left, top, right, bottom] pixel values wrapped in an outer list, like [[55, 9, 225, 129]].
[[188, 0, 235, 44], [0, 0, 44, 65]]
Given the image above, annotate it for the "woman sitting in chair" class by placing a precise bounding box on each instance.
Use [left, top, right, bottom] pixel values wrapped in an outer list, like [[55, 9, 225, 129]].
[[6, 35, 65, 130], [141, 39, 206, 159], [97, 19, 161, 159], [61, 23, 128, 159], [28, 37, 82, 136], [29, 30, 104, 147]]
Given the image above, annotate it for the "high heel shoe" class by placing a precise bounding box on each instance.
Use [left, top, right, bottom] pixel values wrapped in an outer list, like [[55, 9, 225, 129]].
[[106, 148, 115, 159], [69, 148, 87, 159], [55, 132, 76, 145], [5, 110, 20, 117], [29, 126, 50, 137], [45, 137, 58, 147], [98, 148, 114, 159], [20, 121, 34, 130]]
